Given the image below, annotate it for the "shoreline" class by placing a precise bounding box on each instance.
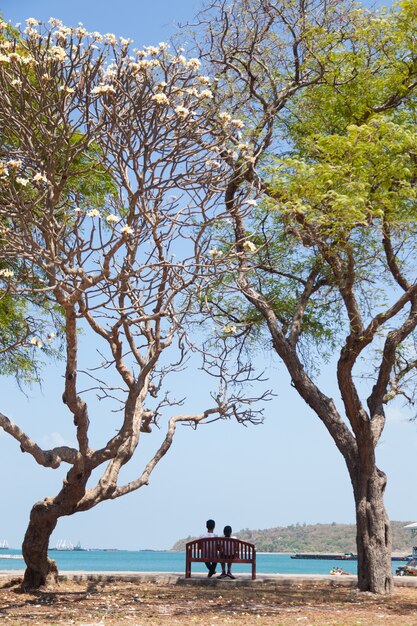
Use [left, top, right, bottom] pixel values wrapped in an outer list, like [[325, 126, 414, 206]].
[[1, 570, 417, 587]]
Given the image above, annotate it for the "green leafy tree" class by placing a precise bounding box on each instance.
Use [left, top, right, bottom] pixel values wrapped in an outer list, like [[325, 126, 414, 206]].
[[195, 0, 417, 593]]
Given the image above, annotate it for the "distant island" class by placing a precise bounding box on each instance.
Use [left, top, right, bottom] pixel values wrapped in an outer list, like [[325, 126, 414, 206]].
[[171, 521, 414, 554]]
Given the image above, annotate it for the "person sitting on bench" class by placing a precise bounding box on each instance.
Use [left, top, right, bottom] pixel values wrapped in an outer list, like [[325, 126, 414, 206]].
[[199, 518, 218, 578], [218, 525, 236, 579]]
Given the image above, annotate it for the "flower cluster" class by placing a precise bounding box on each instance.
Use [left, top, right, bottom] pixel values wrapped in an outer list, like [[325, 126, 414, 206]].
[[174, 105, 190, 118], [30, 337, 43, 348], [209, 248, 223, 258], [49, 45, 67, 62], [92, 84, 116, 95], [243, 240, 257, 253], [0, 160, 50, 187], [33, 172, 48, 183], [121, 225, 134, 236], [7, 159, 22, 169], [151, 93, 169, 105], [87, 208, 101, 218], [0, 268, 14, 278]]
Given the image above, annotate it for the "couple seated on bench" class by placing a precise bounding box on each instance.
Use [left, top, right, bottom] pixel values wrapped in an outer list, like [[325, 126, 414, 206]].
[[199, 519, 237, 579]]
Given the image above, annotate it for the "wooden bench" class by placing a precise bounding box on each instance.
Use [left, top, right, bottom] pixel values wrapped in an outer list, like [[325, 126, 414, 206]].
[[185, 537, 256, 579]]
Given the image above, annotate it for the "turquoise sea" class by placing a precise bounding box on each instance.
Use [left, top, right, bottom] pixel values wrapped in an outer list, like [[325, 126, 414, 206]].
[[0, 549, 407, 575]]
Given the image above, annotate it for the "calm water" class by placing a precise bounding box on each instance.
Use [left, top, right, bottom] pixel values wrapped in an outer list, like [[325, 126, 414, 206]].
[[0, 549, 406, 575]]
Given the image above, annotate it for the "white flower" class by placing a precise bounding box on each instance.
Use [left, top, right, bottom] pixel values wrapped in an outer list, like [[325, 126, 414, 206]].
[[237, 143, 249, 151], [60, 85, 75, 94], [16, 177, 29, 186], [8, 52, 21, 63], [91, 32, 103, 42], [24, 27, 39, 38], [30, 337, 43, 348], [171, 54, 186, 65], [11, 79, 22, 87], [73, 207, 82, 213], [91, 84, 116, 95], [26, 18, 39, 26], [121, 225, 133, 236], [243, 240, 257, 252], [47, 332, 56, 341], [198, 75, 211, 85], [0, 53, 10, 64], [209, 248, 223, 258], [55, 26, 73, 40], [174, 105, 190, 118], [186, 57, 201, 70], [0, 164, 9, 177], [145, 45, 160, 56], [49, 17, 63, 28], [0, 268, 14, 278], [206, 160, 221, 169], [151, 92, 169, 105], [106, 214, 119, 223], [199, 89, 213, 99], [49, 46, 67, 62], [130, 59, 152, 72], [33, 172, 48, 183], [219, 112, 231, 123], [120, 37, 131, 46], [87, 208, 101, 218], [231, 119, 245, 129], [104, 33, 117, 45], [21, 55, 35, 66], [76, 26, 88, 38], [246, 199, 258, 206], [223, 324, 237, 334], [7, 159, 22, 169]]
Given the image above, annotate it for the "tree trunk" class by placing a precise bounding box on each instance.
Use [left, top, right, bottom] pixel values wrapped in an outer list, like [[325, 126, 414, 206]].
[[352, 461, 392, 593], [22, 500, 59, 590]]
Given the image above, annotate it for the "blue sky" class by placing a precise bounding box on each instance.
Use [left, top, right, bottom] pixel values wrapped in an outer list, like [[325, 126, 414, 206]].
[[1, 0, 417, 554]]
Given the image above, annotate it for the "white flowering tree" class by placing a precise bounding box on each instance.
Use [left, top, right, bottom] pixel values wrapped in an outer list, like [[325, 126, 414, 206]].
[[191, 0, 417, 594], [0, 18, 264, 589]]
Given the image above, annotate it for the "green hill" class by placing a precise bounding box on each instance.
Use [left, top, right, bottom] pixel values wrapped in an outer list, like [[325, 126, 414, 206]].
[[171, 521, 414, 554]]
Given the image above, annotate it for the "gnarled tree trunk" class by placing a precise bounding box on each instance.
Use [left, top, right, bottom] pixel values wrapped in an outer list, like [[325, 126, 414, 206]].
[[22, 500, 59, 589], [351, 460, 392, 593]]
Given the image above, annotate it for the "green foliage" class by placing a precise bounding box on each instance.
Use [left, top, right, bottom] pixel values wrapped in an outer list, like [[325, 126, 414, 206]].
[[0, 293, 62, 384], [268, 116, 417, 238]]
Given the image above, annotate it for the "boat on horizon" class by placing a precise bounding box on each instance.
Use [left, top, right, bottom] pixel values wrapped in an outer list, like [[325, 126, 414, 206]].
[[0, 540, 9, 549], [291, 552, 410, 561], [53, 539, 74, 551]]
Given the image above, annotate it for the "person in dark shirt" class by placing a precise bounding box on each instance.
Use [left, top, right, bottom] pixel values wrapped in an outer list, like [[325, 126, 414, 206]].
[[199, 519, 218, 578]]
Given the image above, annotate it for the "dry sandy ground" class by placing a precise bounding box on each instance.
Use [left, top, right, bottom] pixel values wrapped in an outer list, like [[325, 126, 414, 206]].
[[1, 574, 417, 625]]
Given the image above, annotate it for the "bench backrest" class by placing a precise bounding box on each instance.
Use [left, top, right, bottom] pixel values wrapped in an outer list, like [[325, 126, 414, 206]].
[[186, 537, 255, 562]]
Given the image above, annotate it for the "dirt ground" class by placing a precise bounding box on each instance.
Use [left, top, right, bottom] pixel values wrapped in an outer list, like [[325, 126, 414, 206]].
[[1, 575, 417, 625]]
